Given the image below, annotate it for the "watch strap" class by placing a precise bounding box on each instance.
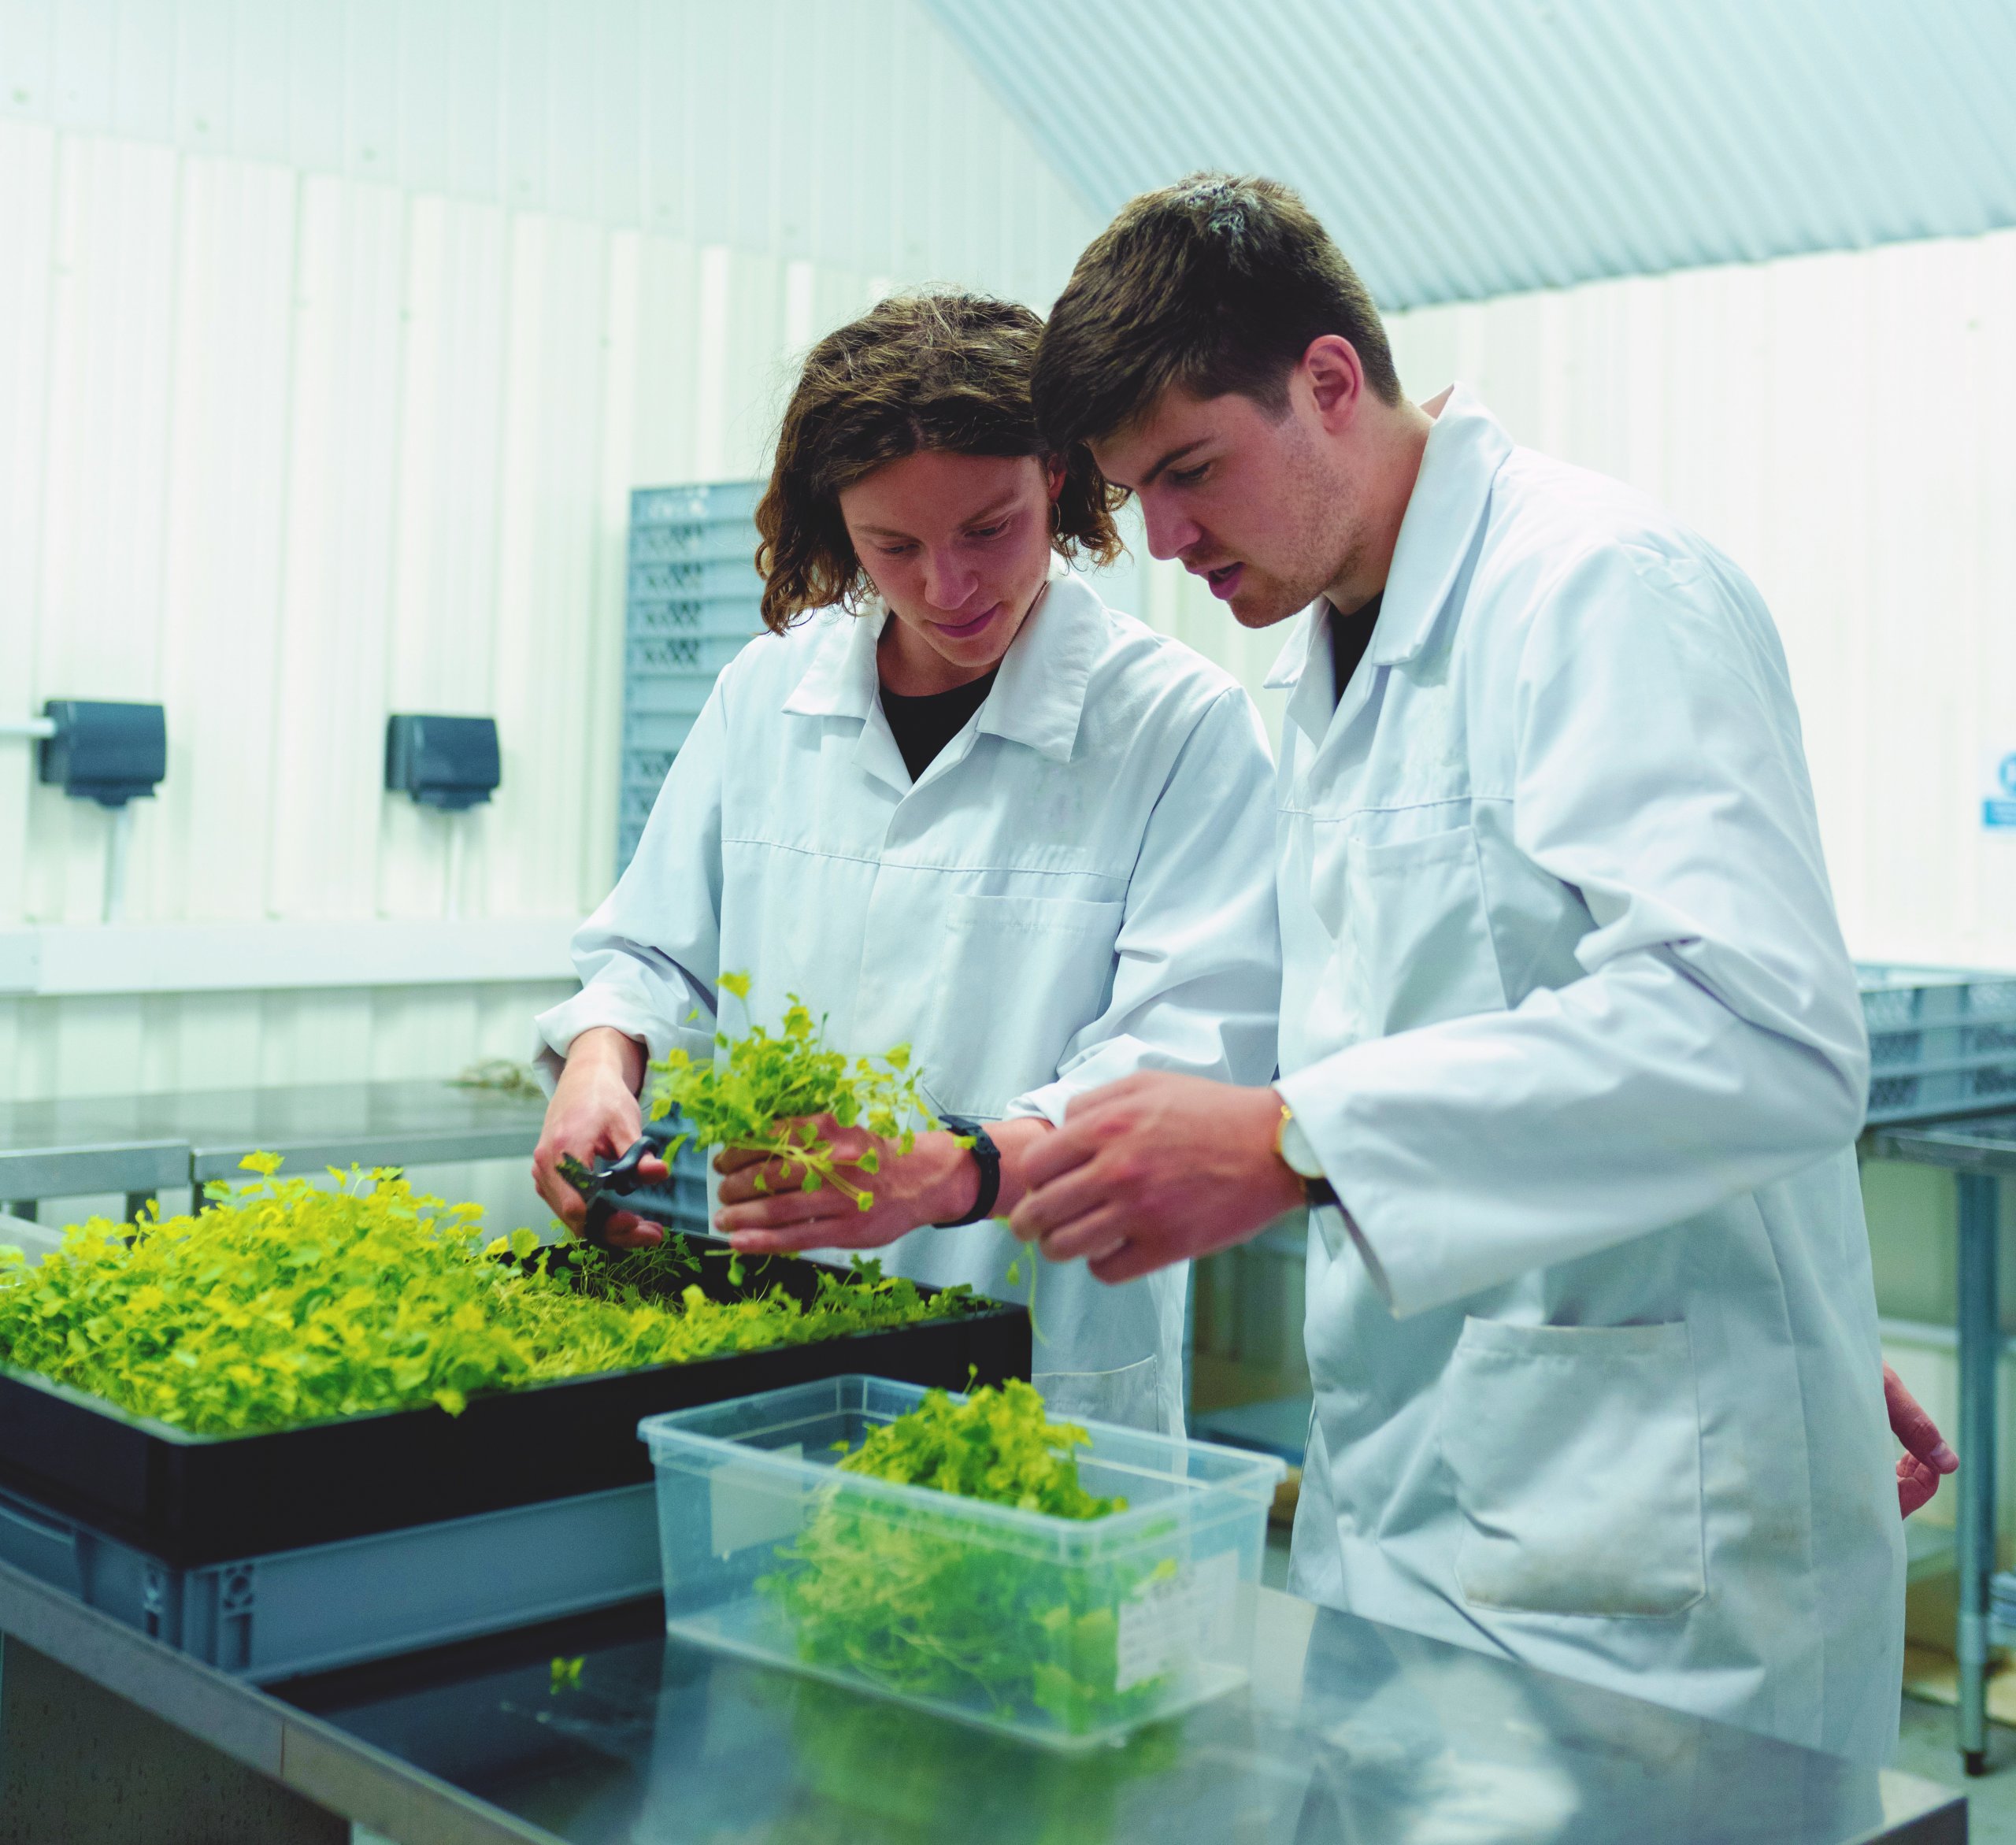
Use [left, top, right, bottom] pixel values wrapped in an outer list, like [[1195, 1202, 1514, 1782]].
[[932, 1115, 1002, 1226]]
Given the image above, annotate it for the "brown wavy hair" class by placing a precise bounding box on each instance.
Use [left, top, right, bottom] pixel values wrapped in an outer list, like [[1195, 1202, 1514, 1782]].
[[755, 292, 1125, 633]]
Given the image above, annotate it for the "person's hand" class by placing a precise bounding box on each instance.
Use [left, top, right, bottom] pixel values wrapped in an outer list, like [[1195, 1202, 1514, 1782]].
[[1887, 1363, 1959, 1518], [715, 1120, 976, 1254], [531, 1028, 665, 1250], [1007, 1073, 1303, 1283]]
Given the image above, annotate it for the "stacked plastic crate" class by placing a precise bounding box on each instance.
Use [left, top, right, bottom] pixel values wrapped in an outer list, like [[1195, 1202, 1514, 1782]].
[[620, 480, 767, 1232], [618, 480, 766, 876], [1856, 964, 2016, 1126]]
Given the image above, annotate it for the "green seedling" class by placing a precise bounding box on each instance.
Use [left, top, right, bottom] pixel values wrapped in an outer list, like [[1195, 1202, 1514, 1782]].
[[549, 1654, 585, 1694], [0, 1157, 977, 1436], [647, 973, 936, 1212]]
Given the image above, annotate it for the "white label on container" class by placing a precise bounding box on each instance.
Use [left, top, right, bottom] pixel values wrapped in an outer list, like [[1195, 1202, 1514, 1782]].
[[710, 1444, 802, 1557], [1115, 1547, 1239, 1692]]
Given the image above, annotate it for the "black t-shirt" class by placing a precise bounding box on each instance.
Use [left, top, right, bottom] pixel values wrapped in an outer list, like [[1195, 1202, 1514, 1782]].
[[1330, 592, 1382, 707], [880, 668, 1000, 782]]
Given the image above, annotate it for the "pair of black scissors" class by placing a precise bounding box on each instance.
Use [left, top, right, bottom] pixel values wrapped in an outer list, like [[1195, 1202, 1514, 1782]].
[[556, 1117, 694, 1250]]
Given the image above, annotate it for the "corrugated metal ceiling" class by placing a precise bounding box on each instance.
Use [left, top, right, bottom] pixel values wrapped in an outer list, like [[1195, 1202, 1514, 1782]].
[[921, 0, 2016, 309]]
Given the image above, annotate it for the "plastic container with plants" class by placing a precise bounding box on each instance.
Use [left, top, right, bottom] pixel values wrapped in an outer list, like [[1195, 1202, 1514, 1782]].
[[639, 1374, 1284, 1750]]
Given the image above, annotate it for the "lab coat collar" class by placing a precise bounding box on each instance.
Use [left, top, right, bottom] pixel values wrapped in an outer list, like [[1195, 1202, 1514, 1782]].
[[781, 608, 880, 721], [1262, 383, 1513, 734], [978, 574, 1101, 764], [777, 573, 1100, 769], [1372, 381, 1511, 668]]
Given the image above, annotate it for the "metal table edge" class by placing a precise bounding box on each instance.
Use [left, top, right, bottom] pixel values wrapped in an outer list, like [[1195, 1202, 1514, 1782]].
[[0, 1558, 561, 1845], [189, 1128, 540, 1180], [0, 1139, 191, 1196], [1866, 1121, 2016, 1173]]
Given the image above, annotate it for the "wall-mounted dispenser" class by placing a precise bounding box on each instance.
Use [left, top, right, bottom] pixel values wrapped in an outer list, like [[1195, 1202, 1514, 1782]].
[[384, 715, 502, 811], [385, 714, 501, 920], [39, 701, 169, 809], [3, 699, 169, 923]]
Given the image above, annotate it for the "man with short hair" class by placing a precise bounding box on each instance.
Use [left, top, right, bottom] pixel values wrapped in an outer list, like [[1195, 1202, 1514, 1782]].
[[1014, 173, 1905, 1760]]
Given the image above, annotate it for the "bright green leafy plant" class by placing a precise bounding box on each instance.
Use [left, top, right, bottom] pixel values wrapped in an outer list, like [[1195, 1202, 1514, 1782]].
[[645, 973, 940, 1212], [0, 1157, 977, 1437], [759, 1379, 1173, 1734]]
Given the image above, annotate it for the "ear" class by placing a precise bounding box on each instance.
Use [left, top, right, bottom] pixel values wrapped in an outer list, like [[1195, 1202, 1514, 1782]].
[[1300, 335, 1366, 432], [1044, 454, 1067, 502]]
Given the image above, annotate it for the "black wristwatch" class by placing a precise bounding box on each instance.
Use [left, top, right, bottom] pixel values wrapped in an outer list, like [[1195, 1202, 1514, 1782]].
[[932, 1115, 1002, 1226]]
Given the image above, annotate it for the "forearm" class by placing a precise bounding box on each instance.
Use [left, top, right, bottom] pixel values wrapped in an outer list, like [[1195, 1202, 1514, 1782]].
[[561, 1026, 649, 1098]]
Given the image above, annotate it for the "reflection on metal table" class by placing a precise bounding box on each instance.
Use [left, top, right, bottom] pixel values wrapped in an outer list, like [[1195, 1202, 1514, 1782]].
[[1870, 1110, 2016, 1777], [0, 1556, 1963, 1845], [0, 1079, 549, 1218]]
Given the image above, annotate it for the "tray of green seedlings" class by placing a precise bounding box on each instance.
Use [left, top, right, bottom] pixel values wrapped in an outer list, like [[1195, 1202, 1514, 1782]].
[[639, 1376, 1284, 1750], [0, 1161, 1025, 1568]]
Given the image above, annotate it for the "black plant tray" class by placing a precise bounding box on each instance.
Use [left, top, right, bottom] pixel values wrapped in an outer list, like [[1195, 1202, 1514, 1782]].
[[0, 1239, 1028, 1567]]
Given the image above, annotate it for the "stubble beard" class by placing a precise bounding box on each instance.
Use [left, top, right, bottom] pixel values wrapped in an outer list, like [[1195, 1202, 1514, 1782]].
[[1229, 456, 1363, 630]]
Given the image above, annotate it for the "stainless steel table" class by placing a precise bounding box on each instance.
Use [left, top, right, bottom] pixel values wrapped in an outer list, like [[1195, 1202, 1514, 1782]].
[[0, 1559, 1964, 1845], [1870, 1112, 2016, 1777], [168, 1080, 547, 1191], [0, 1080, 547, 1219], [0, 1089, 190, 1221]]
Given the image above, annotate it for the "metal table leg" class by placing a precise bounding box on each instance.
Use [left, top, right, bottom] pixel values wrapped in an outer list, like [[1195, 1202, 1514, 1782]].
[[1958, 1170, 1999, 1776]]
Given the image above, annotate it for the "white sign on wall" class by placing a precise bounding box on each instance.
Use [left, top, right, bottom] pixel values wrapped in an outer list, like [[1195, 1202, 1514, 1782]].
[[1986, 751, 2016, 832]]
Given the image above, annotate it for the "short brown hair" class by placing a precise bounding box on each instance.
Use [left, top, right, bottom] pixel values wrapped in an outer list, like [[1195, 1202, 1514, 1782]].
[[755, 293, 1123, 632], [1032, 173, 1401, 455]]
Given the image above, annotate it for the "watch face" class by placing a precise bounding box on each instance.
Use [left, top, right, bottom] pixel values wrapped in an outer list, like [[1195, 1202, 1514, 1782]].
[[1281, 1116, 1326, 1182]]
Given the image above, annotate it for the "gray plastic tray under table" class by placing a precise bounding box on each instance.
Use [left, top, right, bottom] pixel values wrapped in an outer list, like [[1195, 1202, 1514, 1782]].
[[0, 1476, 659, 1684]]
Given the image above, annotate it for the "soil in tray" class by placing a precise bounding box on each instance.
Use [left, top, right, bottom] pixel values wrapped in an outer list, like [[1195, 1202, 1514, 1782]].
[[0, 1235, 1030, 1566]]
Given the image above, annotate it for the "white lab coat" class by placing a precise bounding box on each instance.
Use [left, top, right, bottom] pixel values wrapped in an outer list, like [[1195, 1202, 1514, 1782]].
[[536, 574, 1280, 1434], [1273, 386, 1903, 1761]]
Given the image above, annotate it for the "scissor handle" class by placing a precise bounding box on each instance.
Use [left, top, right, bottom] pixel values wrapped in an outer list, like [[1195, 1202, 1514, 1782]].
[[576, 1117, 687, 1250]]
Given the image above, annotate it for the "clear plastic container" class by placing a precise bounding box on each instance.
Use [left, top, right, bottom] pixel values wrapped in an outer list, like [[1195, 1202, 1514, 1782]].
[[638, 1375, 1285, 1750]]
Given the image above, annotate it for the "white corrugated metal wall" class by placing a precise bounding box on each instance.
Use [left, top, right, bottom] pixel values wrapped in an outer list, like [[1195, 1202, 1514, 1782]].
[[0, 0, 1095, 1232]]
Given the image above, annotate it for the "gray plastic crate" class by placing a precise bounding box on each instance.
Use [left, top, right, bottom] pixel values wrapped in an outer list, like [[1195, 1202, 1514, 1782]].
[[618, 480, 765, 878], [1857, 963, 2016, 1126], [628, 558, 764, 602], [628, 632, 752, 676], [628, 676, 721, 720], [0, 1476, 660, 1683], [629, 597, 762, 639], [633, 480, 763, 527]]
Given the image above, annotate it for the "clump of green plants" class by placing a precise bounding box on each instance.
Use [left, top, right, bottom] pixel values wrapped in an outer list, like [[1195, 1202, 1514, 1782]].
[[0, 1157, 976, 1437], [641, 973, 941, 1212], [760, 1380, 1173, 1733], [833, 1377, 1120, 1516]]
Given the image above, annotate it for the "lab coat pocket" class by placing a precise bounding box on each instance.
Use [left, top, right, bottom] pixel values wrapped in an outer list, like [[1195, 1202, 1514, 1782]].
[[1441, 1318, 1706, 1619], [1036, 1357, 1160, 1433], [1347, 824, 1506, 1034], [918, 893, 1126, 1116]]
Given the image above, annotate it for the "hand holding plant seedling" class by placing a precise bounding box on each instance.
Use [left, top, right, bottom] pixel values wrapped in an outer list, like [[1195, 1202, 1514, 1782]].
[[714, 1112, 988, 1254], [646, 974, 949, 1246]]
